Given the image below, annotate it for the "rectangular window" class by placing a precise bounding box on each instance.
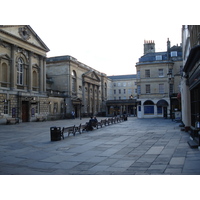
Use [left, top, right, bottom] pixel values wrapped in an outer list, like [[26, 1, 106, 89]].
[[146, 84, 150, 93], [118, 82, 121, 87], [113, 83, 116, 87], [144, 106, 154, 114], [145, 69, 150, 78], [159, 84, 164, 93], [114, 90, 116, 94], [156, 55, 162, 60], [137, 85, 141, 94], [124, 89, 126, 94], [128, 89, 132, 94], [123, 82, 126, 87], [171, 51, 177, 57], [158, 69, 164, 77], [4, 102, 9, 114], [157, 106, 162, 115], [119, 89, 121, 94]]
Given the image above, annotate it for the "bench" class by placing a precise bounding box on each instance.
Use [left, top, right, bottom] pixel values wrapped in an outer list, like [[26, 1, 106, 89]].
[[6, 118, 19, 124], [62, 125, 76, 137]]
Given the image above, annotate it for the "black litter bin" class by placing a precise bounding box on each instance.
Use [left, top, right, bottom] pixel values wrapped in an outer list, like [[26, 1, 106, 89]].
[[50, 127, 62, 141]]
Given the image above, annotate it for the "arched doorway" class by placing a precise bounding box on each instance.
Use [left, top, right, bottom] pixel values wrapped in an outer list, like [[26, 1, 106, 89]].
[[156, 99, 169, 118]]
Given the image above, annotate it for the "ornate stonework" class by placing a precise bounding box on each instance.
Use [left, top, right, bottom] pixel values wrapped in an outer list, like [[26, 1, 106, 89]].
[[18, 27, 31, 41]]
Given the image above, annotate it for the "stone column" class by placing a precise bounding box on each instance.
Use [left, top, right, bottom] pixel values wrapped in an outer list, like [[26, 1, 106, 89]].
[[88, 83, 90, 113], [97, 86, 99, 113], [39, 56, 43, 93], [28, 51, 32, 92], [10, 44, 16, 90], [43, 57, 46, 92]]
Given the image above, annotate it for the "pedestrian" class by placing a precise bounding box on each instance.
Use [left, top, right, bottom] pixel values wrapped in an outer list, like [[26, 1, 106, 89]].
[[71, 110, 75, 119]]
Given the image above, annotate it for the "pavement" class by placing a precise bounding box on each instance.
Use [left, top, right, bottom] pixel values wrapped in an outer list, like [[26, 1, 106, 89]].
[[0, 116, 200, 175]]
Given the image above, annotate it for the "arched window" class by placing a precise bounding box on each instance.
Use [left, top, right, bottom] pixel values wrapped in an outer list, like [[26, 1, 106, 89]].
[[71, 70, 76, 93], [17, 58, 24, 85]]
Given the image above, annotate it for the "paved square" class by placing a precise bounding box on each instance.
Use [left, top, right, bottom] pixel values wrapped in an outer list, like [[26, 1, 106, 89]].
[[0, 117, 200, 175]]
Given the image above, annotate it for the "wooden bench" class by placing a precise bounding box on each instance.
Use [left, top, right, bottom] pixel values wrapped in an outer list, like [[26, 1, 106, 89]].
[[6, 118, 19, 124], [62, 125, 76, 137]]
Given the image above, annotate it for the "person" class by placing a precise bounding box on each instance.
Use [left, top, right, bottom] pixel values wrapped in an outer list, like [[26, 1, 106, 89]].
[[71, 110, 75, 119], [93, 116, 98, 123]]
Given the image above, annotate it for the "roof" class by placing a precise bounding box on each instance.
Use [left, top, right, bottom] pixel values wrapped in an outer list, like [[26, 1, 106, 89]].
[[108, 74, 137, 80]]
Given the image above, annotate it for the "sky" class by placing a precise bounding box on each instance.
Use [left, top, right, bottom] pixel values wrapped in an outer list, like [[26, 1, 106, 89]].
[[2, 0, 190, 76]]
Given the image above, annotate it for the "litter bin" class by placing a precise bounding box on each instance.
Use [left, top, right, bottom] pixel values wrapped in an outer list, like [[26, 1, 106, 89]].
[[50, 127, 62, 141]]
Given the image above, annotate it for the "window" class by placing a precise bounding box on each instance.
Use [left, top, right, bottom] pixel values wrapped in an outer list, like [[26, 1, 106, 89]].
[[114, 90, 116, 94], [157, 106, 162, 115], [119, 89, 121, 94], [118, 82, 121, 87], [137, 85, 141, 94], [4, 101, 9, 114], [17, 58, 24, 85], [171, 51, 177, 57], [156, 55, 162, 60], [159, 84, 164, 93], [71, 70, 76, 93], [113, 83, 116, 87], [158, 69, 164, 77], [128, 89, 132, 94], [124, 89, 126, 94], [123, 82, 126, 87], [146, 84, 150, 93], [145, 69, 150, 78]]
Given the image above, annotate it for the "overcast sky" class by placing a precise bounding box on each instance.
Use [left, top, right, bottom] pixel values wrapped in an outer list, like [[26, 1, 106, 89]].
[[3, 0, 196, 76]]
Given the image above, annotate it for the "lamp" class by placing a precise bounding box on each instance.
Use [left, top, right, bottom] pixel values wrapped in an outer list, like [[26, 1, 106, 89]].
[[167, 72, 172, 80]]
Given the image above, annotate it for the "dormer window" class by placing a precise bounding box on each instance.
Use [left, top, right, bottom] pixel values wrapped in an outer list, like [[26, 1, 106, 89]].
[[156, 55, 162, 60], [171, 51, 177, 57]]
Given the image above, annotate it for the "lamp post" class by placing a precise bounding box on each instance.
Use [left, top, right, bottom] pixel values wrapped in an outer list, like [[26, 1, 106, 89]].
[[167, 72, 172, 119]]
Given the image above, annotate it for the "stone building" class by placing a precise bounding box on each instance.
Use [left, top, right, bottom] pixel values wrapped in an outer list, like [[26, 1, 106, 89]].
[[135, 39, 182, 118], [0, 25, 50, 123], [46, 56, 108, 119], [181, 25, 200, 143], [106, 74, 137, 116]]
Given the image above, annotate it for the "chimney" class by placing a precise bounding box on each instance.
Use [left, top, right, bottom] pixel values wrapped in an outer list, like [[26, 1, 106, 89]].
[[144, 40, 155, 55]]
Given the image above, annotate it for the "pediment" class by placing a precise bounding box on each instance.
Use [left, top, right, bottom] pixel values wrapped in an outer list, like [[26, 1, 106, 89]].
[[0, 25, 50, 52], [0, 53, 10, 60], [83, 70, 100, 81]]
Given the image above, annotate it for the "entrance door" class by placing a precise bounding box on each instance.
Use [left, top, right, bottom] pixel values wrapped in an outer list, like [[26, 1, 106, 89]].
[[22, 101, 29, 122]]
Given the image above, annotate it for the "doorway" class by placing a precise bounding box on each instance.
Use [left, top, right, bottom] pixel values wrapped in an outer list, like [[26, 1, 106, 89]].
[[22, 101, 29, 122]]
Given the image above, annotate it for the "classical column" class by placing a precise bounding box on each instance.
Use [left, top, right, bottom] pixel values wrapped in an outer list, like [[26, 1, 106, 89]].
[[43, 57, 46, 92], [39, 56, 43, 93], [93, 84, 95, 114], [28, 51, 32, 92], [10, 44, 16, 90], [88, 83, 90, 113]]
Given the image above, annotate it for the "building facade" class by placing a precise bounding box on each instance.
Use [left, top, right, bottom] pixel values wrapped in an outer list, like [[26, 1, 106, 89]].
[[106, 74, 137, 116], [0, 25, 50, 123], [135, 40, 182, 118], [46, 56, 108, 119], [181, 25, 200, 136]]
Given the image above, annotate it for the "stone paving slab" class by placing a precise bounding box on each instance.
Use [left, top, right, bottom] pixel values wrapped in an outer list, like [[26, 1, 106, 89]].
[[1, 117, 200, 175]]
